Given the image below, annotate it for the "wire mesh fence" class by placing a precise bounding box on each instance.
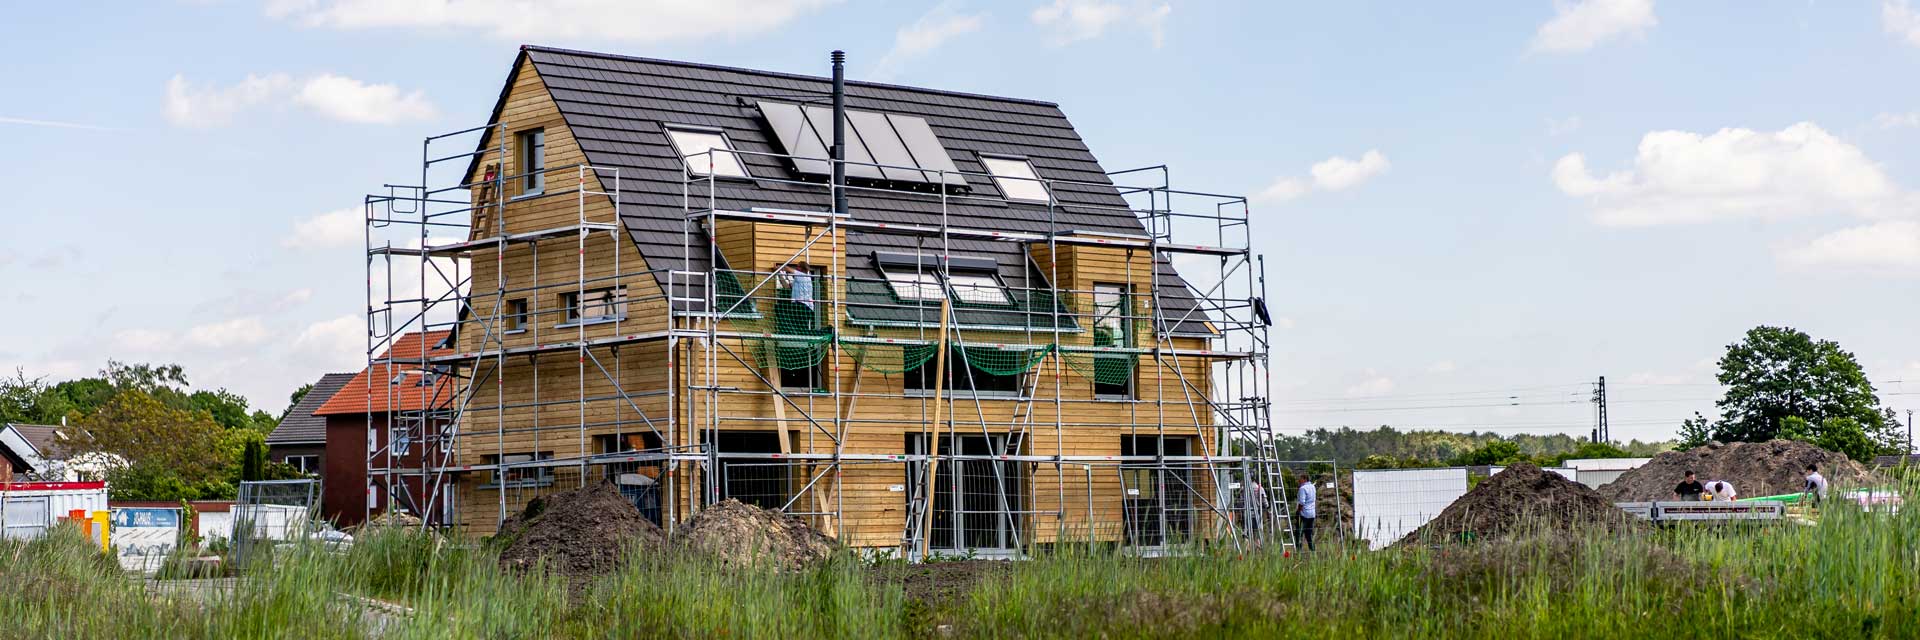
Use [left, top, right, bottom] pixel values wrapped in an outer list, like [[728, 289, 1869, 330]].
[[231, 479, 322, 567]]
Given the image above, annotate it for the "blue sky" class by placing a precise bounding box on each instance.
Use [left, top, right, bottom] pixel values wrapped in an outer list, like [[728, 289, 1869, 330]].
[[1, 1, 1915, 442]]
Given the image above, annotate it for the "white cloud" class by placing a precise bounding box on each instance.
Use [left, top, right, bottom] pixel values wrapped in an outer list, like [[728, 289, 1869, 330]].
[[290, 314, 369, 371], [1344, 373, 1396, 398], [166, 73, 435, 128], [165, 73, 292, 128], [1552, 122, 1911, 226], [267, 0, 837, 43], [1253, 150, 1391, 203], [185, 317, 273, 350], [872, 4, 986, 80], [1779, 220, 1920, 274], [1427, 361, 1458, 374], [1875, 111, 1920, 129], [1530, 0, 1656, 54], [1030, 0, 1171, 48], [294, 74, 437, 124], [283, 207, 365, 249], [1887, 0, 1920, 47], [1546, 115, 1582, 136], [113, 328, 176, 353]]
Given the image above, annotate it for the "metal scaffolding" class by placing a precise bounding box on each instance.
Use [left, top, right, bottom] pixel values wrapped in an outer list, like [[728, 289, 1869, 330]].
[[361, 115, 1299, 559]]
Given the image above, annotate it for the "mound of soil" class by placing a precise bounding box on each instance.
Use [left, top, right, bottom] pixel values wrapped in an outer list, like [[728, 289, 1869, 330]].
[[676, 499, 836, 571], [496, 480, 665, 578], [1397, 463, 1638, 547], [1599, 440, 1873, 501]]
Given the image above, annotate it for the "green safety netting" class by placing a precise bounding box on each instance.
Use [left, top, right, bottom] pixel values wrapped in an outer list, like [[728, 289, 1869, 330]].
[[1055, 290, 1149, 385], [840, 338, 939, 375], [950, 344, 1055, 376]]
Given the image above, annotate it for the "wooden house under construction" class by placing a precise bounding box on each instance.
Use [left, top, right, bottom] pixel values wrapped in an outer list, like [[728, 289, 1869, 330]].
[[361, 46, 1279, 558]]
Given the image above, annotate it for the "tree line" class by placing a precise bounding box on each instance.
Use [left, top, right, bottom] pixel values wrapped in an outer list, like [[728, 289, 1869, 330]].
[[0, 362, 308, 500]]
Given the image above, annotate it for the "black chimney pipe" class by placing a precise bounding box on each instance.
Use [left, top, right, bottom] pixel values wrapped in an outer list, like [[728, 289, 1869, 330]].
[[830, 50, 848, 215]]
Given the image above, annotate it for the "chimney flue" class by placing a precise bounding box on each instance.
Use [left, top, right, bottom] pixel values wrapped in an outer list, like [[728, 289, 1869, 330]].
[[830, 50, 848, 216]]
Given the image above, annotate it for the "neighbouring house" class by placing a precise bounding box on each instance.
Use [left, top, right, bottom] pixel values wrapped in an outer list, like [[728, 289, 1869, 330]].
[[311, 330, 454, 528], [2, 423, 73, 483], [363, 46, 1273, 557], [264, 372, 354, 477]]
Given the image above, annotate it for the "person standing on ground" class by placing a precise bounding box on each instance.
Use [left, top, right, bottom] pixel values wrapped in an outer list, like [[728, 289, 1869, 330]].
[[1674, 470, 1705, 501], [1295, 475, 1316, 551], [1804, 464, 1829, 505], [1705, 480, 1737, 502], [1243, 477, 1265, 540]]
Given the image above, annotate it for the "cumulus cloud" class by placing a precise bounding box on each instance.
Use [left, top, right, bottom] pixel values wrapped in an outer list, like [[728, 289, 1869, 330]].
[[1344, 373, 1396, 398], [1887, 0, 1920, 47], [1030, 0, 1171, 48], [1530, 0, 1656, 53], [165, 73, 436, 128], [1551, 122, 1910, 226], [872, 4, 986, 80], [1779, 220, 1920, 274], [290, 314, 369, 371], [283, 207, 365, 249], [266, 0, 837, 43], [185, 317, 273, 350], [1254, 150, 1391, 203], [1876, 111, 1920, 129]]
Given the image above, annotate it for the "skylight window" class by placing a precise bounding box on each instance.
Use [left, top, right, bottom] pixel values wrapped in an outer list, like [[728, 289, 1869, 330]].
[[945, 272, 1010, 305], [666, 127, 749, 178], [884, 270, 944, 301], [980, 156, 1050, 202]]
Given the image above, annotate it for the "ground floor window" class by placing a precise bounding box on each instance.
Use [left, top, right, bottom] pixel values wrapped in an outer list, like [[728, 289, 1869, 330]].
[[1119, 435, 1196, 547], [708, 431, 790, 511], [907, 433, 1027, 553], [483, 451, 553, 489], [281, 454, 320, 474], [596, 432, 663, 525]]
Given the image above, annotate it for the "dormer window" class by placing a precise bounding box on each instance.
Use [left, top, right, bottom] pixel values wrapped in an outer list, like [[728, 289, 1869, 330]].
[[945, 272, 1010, 305], [980, 155, 1049, 203], [883, 270, 944, 301], [666, 127, 749, 178]]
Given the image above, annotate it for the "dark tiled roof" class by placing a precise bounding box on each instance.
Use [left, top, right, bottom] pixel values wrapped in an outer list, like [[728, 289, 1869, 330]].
[[512, 46, 1207, 332], [6, 423, 65, 459], [267, 373, 355, 445]]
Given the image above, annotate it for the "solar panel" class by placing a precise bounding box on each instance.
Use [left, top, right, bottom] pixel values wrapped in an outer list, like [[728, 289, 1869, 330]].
[[801, 105, 886, 181], [756, 102, 831, 174], [754, 100, 965, 187], [888, 114, 967, 186], [848, 109, 929, 183]]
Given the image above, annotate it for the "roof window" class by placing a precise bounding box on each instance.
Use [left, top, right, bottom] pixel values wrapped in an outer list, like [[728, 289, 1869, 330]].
[[883, 270, 945, 301], [980, 156, 1050, 202], [944, 272, 1010, 305], [666, 127, 749, 178]]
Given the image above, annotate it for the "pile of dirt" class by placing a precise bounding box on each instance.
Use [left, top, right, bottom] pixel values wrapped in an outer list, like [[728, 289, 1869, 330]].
[[1599, 439, 1874, 501], [496, 480, 665, 577], [675, 499, 837, 571], [1397, 463, 1639, 547]]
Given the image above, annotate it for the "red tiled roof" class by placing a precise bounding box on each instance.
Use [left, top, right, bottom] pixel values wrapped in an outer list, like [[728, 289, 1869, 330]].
[[313, 330, 456, 416]]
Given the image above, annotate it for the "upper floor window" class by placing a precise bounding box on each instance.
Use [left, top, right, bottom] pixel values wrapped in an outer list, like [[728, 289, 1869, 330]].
[[517, 129, 546, 194], [945, 272, 1010, 305], [667, 127, 749, 178], [883, 269, 945, 301], [562, 286, 627, 323], [504, 298, 528, 332], [980, 155, 1050, 203]]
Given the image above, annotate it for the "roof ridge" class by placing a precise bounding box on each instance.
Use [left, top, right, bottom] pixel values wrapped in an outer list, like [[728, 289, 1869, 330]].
[[521, 44, 1061, 109]]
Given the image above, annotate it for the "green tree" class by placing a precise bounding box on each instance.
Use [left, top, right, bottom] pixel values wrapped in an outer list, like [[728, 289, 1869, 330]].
[[282, 383, 316, 418], [241, 439, 267, 482], [1706, 326, 1902, 460], [68, 389, 233, 490], [1450, 440, 1524, 466]]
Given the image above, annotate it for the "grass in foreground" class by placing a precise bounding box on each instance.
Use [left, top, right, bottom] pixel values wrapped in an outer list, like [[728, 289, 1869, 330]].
[[3, 485, 1915, 639]]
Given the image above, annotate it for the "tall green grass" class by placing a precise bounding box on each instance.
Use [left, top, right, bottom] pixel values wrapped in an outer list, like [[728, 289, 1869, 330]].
[[2, 478, 1914, 639]]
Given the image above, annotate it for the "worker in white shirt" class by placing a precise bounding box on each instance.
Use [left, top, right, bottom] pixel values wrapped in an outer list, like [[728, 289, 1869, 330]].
[[1295, 475, 1317, 551], [1804, 464, 1829, 505], [1704, 480, 1737, 502]]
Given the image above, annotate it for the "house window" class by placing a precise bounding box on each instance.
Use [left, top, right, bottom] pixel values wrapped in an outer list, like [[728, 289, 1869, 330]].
[[1092, 283, 1134, 398], [596, 433, 663, 524], [282, 455, 320, 474], [906, 347, 1028, 396], [980, 155, 1049, 202], [706, 431, 789, 510], [666, 127, 749, 178], [944, 272, 1010, 305], [1120, 435, 1194, 546], [883, 269, 945, 301], [505, 298, 528, 332], [561, 286, 627, 323], [517, 129, 546, 194], [486, 452, 553, 488]]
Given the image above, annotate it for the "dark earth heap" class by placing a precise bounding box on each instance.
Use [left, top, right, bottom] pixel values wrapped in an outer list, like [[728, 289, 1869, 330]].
[[1599, 439, 1872, 501], [1398, 463, 1639, 547], [496, 480, 666, 577], [676, 498, 837, 571]]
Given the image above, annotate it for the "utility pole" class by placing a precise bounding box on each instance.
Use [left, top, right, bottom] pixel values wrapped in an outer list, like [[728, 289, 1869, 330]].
[[1590, 376, 1609, 444], [1907, 409, 1913, 456]]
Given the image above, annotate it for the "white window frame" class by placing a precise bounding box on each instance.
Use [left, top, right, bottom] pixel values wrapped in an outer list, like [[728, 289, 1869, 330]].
[[666, 126, 750, 179], [944, 272, 1011, 305], [561, 286, 628, 324], [883, 270, 944, 301], [517, 128, 546, 195], [283, 455, 319, 474], [980, 155, 1050, 203], [488, 452, 554, 489]]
